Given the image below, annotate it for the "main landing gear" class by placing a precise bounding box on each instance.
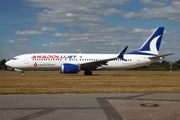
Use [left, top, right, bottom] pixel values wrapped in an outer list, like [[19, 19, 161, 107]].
[[21, 71, 25, 76], [84, 70, 92, 75]]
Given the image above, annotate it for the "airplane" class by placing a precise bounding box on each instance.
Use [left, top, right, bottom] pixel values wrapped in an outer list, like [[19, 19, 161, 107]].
[[5, 27, 173, 76]]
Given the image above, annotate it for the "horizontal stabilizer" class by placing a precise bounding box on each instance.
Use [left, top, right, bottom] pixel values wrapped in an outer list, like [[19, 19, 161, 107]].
[[149, 53, 174, 60]]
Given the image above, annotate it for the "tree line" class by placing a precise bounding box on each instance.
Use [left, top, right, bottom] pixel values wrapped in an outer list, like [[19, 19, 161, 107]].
[[130, 60, 180, 71], [0, 59, 180, 71]]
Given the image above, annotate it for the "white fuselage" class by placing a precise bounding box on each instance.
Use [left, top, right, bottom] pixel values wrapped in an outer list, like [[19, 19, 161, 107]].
[[6, 53, 157, 71]]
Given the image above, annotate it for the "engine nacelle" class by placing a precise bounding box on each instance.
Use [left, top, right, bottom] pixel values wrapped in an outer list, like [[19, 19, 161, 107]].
[[60, 63, 80, 74]]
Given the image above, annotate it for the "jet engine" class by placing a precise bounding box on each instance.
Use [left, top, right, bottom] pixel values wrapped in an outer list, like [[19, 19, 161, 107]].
[[60, 63, 80, 74]]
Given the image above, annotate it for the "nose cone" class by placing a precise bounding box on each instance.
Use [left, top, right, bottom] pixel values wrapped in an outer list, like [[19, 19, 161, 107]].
[[5, 61, 11, 67]]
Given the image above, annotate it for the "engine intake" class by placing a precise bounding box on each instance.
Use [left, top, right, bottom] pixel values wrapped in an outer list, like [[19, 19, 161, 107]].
[[60, 63, 80, 74]]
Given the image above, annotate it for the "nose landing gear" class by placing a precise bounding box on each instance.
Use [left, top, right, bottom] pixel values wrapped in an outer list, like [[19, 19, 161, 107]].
[[21, 71, 25, 76]]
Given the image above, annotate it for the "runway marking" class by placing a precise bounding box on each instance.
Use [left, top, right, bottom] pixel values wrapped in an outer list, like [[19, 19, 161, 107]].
[[0, 107, 105, 120], [97, 93, 152, 120], [97, 98, 123, 120], [15, 108, 58, 120]]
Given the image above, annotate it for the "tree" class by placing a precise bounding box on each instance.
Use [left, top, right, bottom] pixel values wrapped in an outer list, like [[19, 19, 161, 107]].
[[0, 59, 7, 70], [161, 60, 169, 70]]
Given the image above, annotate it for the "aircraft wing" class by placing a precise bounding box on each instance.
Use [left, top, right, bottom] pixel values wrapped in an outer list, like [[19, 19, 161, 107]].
[[80, 46, 128, 70], [149, 53, 174, 60], [80, 57, 117, 69]]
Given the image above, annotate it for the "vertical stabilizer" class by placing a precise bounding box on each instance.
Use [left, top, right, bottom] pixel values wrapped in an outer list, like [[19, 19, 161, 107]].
[[128, 27, 164, 56]]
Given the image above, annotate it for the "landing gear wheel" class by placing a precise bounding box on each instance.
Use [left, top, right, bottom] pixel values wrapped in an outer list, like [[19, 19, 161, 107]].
[[21, 71, 25, 76], [84, 71, 92, 75]]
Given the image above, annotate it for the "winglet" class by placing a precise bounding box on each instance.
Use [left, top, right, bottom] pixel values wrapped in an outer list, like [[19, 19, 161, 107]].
[[117, 46, 128, 61]]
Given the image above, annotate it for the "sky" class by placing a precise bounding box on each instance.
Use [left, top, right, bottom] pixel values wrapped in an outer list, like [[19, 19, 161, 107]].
[[0, 0, 180, 62]]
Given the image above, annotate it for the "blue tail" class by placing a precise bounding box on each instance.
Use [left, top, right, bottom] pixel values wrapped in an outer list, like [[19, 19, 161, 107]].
[[128, 27, 164, 56]]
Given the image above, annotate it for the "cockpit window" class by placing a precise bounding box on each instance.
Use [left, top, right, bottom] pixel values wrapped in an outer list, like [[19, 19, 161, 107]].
[[11, 58, 18, 60], [7, 58, 18, 61]]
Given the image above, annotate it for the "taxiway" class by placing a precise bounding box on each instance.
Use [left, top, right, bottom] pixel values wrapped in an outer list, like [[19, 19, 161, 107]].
[[0, 93, 180, 120]]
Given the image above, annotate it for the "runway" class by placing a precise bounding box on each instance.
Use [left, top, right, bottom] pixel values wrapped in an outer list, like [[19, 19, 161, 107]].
[[0, 93, 180, 120]]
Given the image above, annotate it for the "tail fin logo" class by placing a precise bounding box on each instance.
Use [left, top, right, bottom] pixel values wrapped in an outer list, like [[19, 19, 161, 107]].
[[139, 35, 161, 55], [128, 27, 164, 56]]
